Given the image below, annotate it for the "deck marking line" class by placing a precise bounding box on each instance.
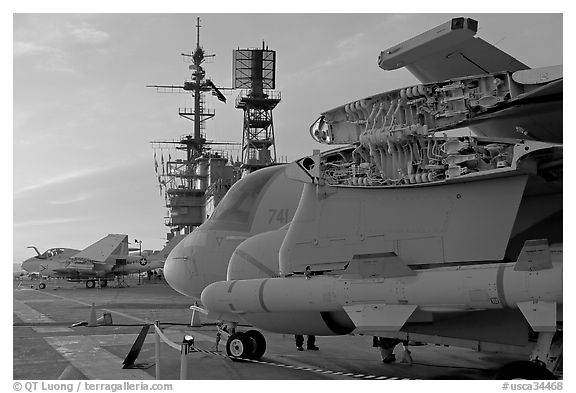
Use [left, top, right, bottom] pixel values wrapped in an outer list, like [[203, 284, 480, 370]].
[[13, 299, 73, 332], [44, 335, 154, 380]]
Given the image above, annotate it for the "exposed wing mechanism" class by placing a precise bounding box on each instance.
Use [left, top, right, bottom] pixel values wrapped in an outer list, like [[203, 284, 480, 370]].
[[310, 66, 562, 146]]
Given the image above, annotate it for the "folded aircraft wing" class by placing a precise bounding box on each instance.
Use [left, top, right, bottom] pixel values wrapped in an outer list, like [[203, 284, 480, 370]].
[[378, 17, 529, 83], [72, 234, 129, 263]]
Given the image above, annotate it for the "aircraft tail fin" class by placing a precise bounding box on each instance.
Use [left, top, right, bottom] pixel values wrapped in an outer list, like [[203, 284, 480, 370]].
[[151, 234, 186, 263], [73, 234, 129, 263]]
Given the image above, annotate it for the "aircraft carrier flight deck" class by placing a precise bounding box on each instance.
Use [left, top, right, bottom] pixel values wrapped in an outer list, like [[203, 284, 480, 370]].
[[13, 277, 525, 380], [13, 13, 563, 384]]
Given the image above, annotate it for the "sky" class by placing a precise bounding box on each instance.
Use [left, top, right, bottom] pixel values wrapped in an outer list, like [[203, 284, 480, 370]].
[[11, 12, 564, 265]]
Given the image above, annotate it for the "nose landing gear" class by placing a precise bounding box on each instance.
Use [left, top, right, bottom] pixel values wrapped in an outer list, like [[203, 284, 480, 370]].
[[225, 329, 267, 360]]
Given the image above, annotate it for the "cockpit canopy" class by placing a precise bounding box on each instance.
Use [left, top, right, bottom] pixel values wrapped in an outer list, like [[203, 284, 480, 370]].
[[205, 166, 282, 232], [36, 248, 66, 259]]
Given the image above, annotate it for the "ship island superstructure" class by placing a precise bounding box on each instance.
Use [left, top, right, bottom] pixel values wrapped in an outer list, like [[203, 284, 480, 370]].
[[148, 18, 241, 236], [149, 18, 284, 237]]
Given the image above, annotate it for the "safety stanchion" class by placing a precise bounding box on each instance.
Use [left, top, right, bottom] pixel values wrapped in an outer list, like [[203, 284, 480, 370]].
[[153, 321, 195, 380], [154, 321, 161, 380], [179, 336, 194, 380], [180, 342, 188, 380]]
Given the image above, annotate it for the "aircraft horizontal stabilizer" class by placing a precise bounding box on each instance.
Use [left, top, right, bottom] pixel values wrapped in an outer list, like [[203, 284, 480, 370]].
[[517, 301, 557, 332], [73, 234, 129, 263], [343, 304, 417, 332]]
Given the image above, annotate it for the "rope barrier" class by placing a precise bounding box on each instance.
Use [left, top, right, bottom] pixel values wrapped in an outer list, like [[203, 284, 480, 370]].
[[153, 324, 181, 351], [152, 319, 416, 380]]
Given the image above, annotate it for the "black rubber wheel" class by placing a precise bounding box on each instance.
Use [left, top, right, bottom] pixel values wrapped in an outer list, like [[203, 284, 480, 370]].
[[494, 361, 556, 380], [85, 280, 96, 289], [226, 332, 253, 360], [245, 330, 266, 360], [100, 280, 108, 288], [38, 282, 46, 290]]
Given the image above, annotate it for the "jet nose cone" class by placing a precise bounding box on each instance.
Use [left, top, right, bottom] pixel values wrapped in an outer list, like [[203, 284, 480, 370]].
[[164, 237, 201, 298], [21, 257, 39, 274]]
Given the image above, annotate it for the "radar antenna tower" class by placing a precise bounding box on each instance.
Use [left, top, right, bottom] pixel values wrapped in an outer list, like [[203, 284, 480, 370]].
[[233, 42, 281, 173]]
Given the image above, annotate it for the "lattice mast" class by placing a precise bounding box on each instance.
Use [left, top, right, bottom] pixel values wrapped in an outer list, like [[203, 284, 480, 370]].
[[233, 43, 281, 173]]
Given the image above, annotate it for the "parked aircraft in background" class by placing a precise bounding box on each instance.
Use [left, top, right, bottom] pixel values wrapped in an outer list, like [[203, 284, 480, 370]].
[[22, 247, 80, 276], [167, 17, 563, 379], [147, 234, 186, 270], [22, 234, 185, 288]]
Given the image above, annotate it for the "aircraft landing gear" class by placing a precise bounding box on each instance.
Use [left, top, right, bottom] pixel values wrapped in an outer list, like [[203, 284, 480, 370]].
[[85, 280, 96, 289], [225, 330, 267, 360], [246, 330, 266, 360], [226, 332, 251, 359], [38, 282, 46, 290], [115, 276, 128, 288], [495, 330, 562, 379]]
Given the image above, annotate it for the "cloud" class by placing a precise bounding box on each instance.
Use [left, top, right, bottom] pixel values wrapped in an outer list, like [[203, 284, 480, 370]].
[[14, 20, 110, 73], [68, 23, 110, 45], [14, 164, 120, 196], [14, 40, 76, 73], [306, 32, 369, 70], [13, 216, 91, 229], [48, 193, 91, 205], [37, 53, 77, 73], [13, 41, 51, 57], [336, 32, 366, 51]]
